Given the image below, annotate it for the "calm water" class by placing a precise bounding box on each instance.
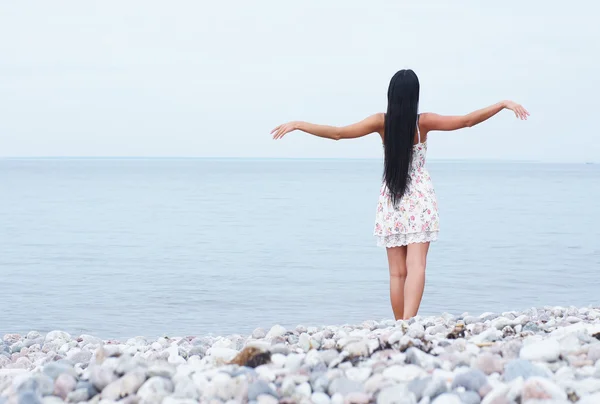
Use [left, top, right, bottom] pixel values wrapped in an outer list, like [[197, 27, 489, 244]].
[[1, 159, 599, 339]]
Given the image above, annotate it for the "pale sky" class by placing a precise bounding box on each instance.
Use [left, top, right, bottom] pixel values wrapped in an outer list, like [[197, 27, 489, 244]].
[[1, 1, 598, 162]]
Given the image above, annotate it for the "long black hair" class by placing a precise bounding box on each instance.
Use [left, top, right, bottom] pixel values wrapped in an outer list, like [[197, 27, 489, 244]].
[[383, 69, 420, 206]]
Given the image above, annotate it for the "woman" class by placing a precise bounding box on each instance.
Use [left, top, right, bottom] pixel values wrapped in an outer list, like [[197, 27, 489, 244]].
[[271, 69, 529, 320]]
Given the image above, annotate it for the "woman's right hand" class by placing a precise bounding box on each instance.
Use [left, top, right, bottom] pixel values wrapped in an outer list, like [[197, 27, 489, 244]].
[[271, 122, 301, 140], [503, 101, 530, 120]]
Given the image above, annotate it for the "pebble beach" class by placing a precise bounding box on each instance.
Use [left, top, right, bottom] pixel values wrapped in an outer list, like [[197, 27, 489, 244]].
[[3, 306, 600, 404]]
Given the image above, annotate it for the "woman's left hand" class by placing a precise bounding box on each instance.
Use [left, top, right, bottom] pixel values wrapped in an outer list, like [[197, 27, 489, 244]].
[[271, 122, 300, 139]]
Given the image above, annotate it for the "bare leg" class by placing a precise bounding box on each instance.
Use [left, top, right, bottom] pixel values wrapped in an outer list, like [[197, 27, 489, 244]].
[[403, 242, 430, 319], [386, 246, 408, 320]]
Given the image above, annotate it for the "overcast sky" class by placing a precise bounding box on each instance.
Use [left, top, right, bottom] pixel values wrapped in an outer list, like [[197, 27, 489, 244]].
[[1, 1, 598, 162]]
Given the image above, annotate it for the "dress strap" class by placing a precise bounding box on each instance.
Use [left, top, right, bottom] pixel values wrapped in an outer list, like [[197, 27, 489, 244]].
[[416, 114, 421, 144]]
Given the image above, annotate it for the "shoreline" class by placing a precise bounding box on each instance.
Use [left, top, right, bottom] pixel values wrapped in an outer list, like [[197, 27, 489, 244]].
[[2, 306, 600, 403]]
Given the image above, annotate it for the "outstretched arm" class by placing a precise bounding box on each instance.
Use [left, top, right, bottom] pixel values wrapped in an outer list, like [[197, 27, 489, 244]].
[[272, 113, 384, 141], [421, 100, 529, 132]]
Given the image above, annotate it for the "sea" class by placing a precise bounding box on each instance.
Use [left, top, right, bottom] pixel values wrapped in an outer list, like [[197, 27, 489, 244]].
[[1, 159, 598, 339]]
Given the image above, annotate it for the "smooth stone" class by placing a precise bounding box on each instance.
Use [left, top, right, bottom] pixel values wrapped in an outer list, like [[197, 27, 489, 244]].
[[256, 394, 279, 404], [450, 369, 488, 392], [173, 376, 200, 399], [407, 324, 425, 339], [406, 348, 439, 370], [89, 365, 118, 390], [310, 373, 329, 393], [269, 343, 290, 355], [458, 391, 481, 404], [41, 398, 63, 404], [500, 340, 523, 360], [474, 353, 504, 375], [67, 349, 93, 364], [464, 316, 478, 325], [208, 372, 234, 401], [423, 377, 448, 399], [331, 393, 344, 404], [296, 381, 312, 397], [521, 377, 567, 401], [299, 333, 311, 352], [269, 353, 286, 368], [328, 377, 364, 396], [106, 369, 147, 399], [579, 392, 600, 404], [24, 338, 45, 348], [344, 340, 369, 357], [15, 373, 54, 396], [137, 376, 174, 403], [346, 367, 372, 383], [265, 325, 286, 339], [54, 373, 77, 399], [431, 394, 461, 404], [11, 342, 25, 354], [304, 348, 323, 367], [280, 377, 296, 397], [480, 313, 498, 322], [45, 331, 71, 342], [147, 363, 176, 378], [388, 331, 404, 345], [255, 365, 276, 382], [377, 384, 416, 404], [491, 317, 512, 330], [311, 392, 331, 404], [588, 344, 600, 362], [17, 392, 43, 404], [284, 354, 304, 371], [520, 339, 560, 362], [470, 328, 502, 344], [382, 365, 426, 382], [319, 350, 339, 366], [408, 377, 429, 401], [66, 388, 90, 402], [480, 384, 510, 404], [43, 362, 78, 380], [504, 359, 550, 381], [206, 347, 238, 364], [345, 392, 371, 404], [248, 380, 278, 401]]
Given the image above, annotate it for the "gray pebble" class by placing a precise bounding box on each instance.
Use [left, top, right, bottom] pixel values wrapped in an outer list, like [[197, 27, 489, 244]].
[[16, 374, 54, 396], [54, 373, 77, 399], [377, 385, 415, 404], [423, 377, 447, 399], [503, 359, 549, 381], [310, 372, 329, 393], [457, 391, 481, 404], [450, 369, 488, 392], [17, 392, 43, 404], [66, 388, 90, 402], [24, 338, 45, 348], [75, 380, 98, 398], [269, 343, 290, 355], [137, 376, 174, 403], [408, 377, 429, 400], [43, 362, 78, 380], [252, 328, 267, 339], [248, 380, 278, 401], [11, 341, 25, 354], [328, 377, 364, 396]]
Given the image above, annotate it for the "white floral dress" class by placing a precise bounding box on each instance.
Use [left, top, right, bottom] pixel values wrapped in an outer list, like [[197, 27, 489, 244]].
[[374, 120, 439, 247]]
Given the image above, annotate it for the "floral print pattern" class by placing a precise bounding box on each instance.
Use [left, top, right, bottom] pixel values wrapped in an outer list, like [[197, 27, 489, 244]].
[[374, 141, 439, 247]]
